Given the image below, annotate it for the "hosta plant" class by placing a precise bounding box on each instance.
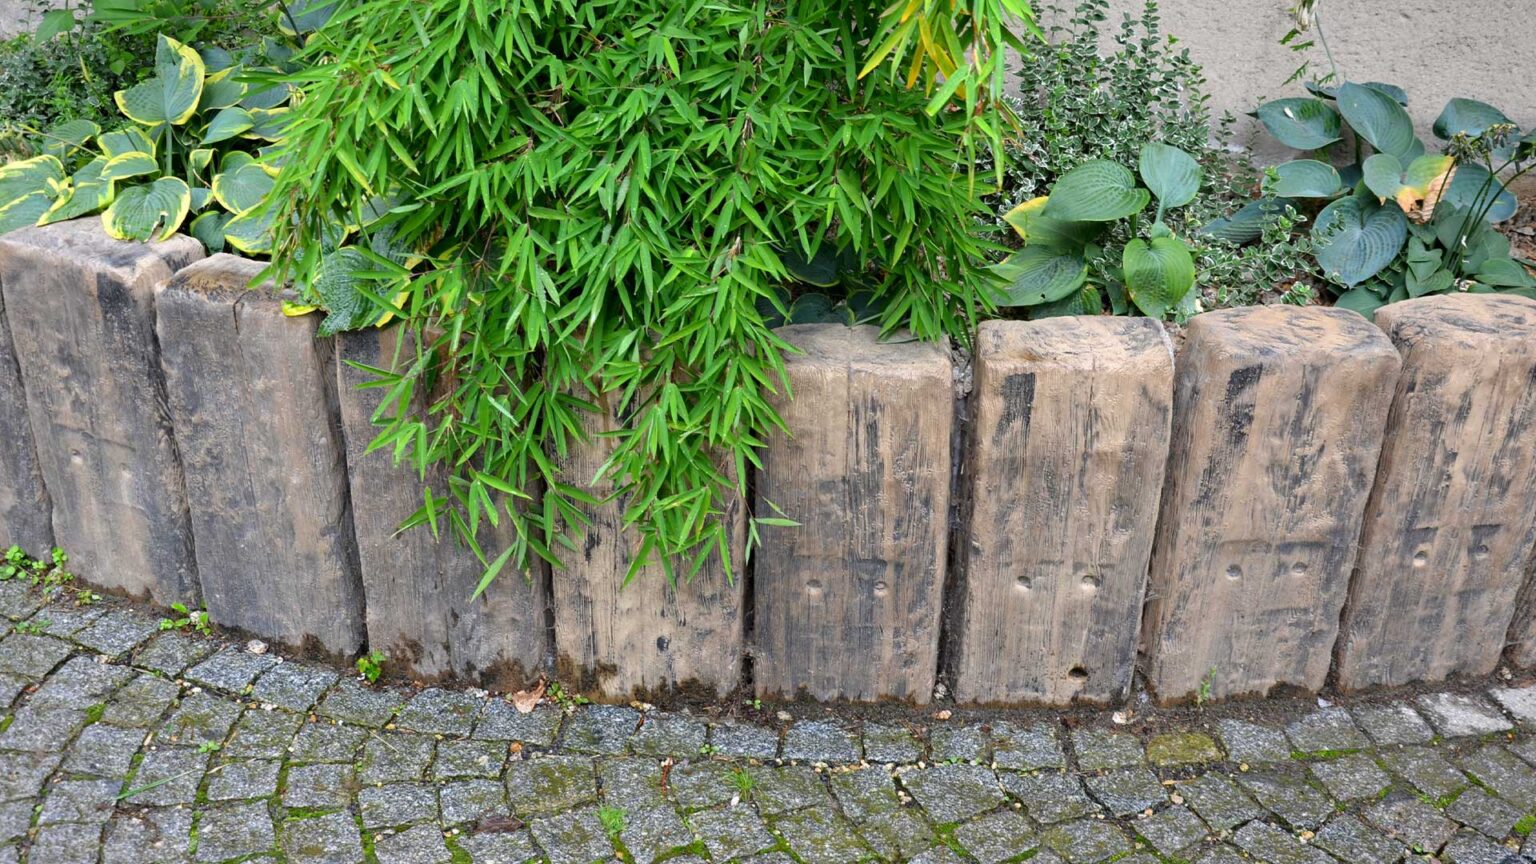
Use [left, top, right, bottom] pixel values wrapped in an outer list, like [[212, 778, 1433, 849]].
[[0, 33, 292, 247], [1218, 81, 1536, 314], [993, 142, 1203, 319]]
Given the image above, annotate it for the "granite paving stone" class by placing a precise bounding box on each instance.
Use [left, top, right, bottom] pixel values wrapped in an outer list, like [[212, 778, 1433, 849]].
[[281, 810, 366, 864], [206, 758, 281, 801], [782, 719, 860, 763], [1351, 702, 1436, 746], [561, 704, 639, 754], [952, 809, 1035, 863], [195, 800, 276, 862], [1285, 707, 1369, 753], [631, 712, 707, 757], [689, 805, 777, 860], [250, 662, 339, 711], [1216, 718, 1294, 764], [1135, 804, 1209, 855], [1072, 728, 1145, 770], [440, 779, 506, 825], [1307, 753, 1392, 800], [185, 647, 278, 693], [503, 754, 596, 815], [1445, 786, 1522, 839], [711, 721, 780, 759], [1083, 766, 1166, 815], [1490, 686, 1536, 725], [999, 770, 1099, 824], [473, 700, 561, 746], [1312, 814, 1404, 864], [4, 595, 1536, 864], [898, 764, 1004, 823], [375, 824, 453, 864], [862, 723, 921, 764], [529, 806, 613, 864]]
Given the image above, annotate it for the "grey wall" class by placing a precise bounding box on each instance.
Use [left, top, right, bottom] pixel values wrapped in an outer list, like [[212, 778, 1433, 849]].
[[1057, 0, 1536, 163], [0, 1, 64, 38]]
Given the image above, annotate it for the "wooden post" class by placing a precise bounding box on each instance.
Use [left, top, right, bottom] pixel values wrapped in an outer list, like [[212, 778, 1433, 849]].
[[0, 272, 51, 554], [155, 254, 364, 656], [551, 394, 745, 700], [753, 324, 953, 703], [951, 318, 1174, 705], [1142, 306, 1399, 703], [1337, 295, 1536, 687], [0, 219, 202, 604], [336, 327, 548, 685]]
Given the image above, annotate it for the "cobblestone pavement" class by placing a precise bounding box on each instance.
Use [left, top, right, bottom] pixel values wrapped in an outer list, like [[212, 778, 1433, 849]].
[[4, 583, 1536, 863]]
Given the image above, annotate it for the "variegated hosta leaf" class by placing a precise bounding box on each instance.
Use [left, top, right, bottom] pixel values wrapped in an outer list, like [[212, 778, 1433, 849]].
[[189, 148, 214, 177], [99, 126, 155, 159], [103, 176, 191, 242], [102, 152, 159, 183], [40, 157, 114, 225], [202, 106, 255, 145], [189, 186, 213, 212], [222, 203, 275, 255], [42, 119, 99, 162], [243, 107, 292, 141], [311, 247, 382, 334], [212, 159, 276, 213], [189, 210, 231, 253], [0, 155, 66, 234], [114, 34, 205, 127], [198, 67, 246, 113]]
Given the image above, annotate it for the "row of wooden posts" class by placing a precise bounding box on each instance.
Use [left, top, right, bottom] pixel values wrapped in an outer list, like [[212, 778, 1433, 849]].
[[2, 219, 1536, 705]]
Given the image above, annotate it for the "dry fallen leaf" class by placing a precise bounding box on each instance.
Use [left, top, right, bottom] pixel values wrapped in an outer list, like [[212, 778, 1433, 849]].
[[510, 678, 546, 714]]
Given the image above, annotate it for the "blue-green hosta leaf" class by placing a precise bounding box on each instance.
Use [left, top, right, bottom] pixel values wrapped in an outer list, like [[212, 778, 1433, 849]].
[[199, 45, 236, 74], [99, 126, 155, 159], [1263, 160, 1342, 198], [101, 152, 158, 183], [240, 79, 291, 111], [1043, 160, 1150, 222], [1334, 286, 1389, 317], [1441, 162, 1519, 223], [1027, 282, 1103, 319], [212, 160, 275, 214], [189, 186, 212, 212], [1336, 82, 1419, 163], [784, 292, 845, 325], [1312, 196, 1408, 286], [197, 67, 245, 113], [40, 157, 114, 225], [41, 119, 99, 162], [991, 246, 1088, 307], [202, 106, 254, 145], [1311, 81, 1408, 106], [1139, 142, 1202, 209], [188, 210, 231, 253], [1001, 196, 1101, 253], [243, 107, 291, 141], [279, 0, 337, 35], [1256, 98, 1343, 150], [114, 35, 205, 127], [1433, 98, 1512, 140], [222, 203, 275, 255], [102, 177, 191, 242], [1197, 198, 1292, 246], [1123, 235, 1195, 318], [1472, 257, 1536, 289], [1362, 153, 1455, 215]]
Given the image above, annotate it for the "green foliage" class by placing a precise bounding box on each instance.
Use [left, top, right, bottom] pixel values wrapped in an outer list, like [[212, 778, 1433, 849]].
[[982, 0, 1213, 217], [597, 805, 626, 837], [0, 32, 298, 245], [354, 649, 386, 683], [14, 619, 48, 635], [0, 545, 76, 596], [159, 601, 211, 634], [993, 143, 1201, 318], [1241, 79, 1536, 314], [267, 0, 1023, 588]]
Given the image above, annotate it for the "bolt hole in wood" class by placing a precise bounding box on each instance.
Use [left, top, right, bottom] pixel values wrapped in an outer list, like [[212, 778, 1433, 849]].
[[1015, 575, 1032, 592], [1472, 545, 1489, 560], [1079, 574, 1098, 592], [1067, 666, 1089, 681], [1290, 562, 1308, 576], [805, 578, 822, 597], [872, 581, 888, 597], [1225, 564, 1241, 580], [1412, 550, 1429, 567]]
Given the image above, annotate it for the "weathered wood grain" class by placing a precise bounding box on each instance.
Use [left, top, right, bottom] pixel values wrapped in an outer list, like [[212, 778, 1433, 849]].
[[551, 393, 745, 700], [0, 219, 202, 604], [155, 254, 364, 656], [1142, 305, 1399, 703], [0, 270, 51, 553], [1336, 294, 1536, 687], [951, 318, 1174, 705], [337, 326, 548, 685], [753, 324, 953, 703]]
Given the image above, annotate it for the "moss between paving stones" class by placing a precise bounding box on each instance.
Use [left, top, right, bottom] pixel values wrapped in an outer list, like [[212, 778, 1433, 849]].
[[1146, 731, 1224, 767]]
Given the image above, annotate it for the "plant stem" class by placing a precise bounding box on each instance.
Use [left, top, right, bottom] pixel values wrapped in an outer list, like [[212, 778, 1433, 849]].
[[1314, 9, 1341, 83]]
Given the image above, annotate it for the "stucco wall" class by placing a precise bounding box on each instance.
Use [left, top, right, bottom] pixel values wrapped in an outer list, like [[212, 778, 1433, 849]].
[[1060, 0, 1535, 161], [0, 0, 63, 38]]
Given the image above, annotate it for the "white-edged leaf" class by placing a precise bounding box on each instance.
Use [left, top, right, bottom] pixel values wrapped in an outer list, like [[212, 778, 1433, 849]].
[[113, 35, 205, 127], [99, 126, 155, 159], [212, 160, 275, 213], [101, 152, 158, 183], [102, 177, 191, 242], [41, 157, 114, 225]]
